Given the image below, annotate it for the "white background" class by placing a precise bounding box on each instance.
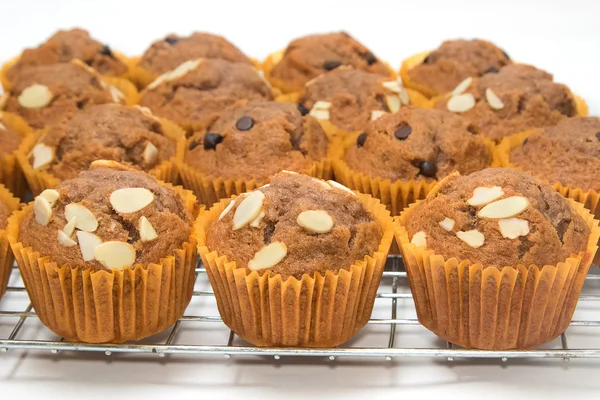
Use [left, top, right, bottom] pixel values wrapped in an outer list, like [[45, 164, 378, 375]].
[[1, 0, 600, 398]]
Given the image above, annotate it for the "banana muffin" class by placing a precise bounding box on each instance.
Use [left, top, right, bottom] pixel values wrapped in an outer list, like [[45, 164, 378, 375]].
[[265, 32, 392, 93], [298, 67, 410, 133], [433, 63, 578, 142], [139, 58, 273, 134], [5, 28, 128, 83], [344, 107, 492, 182], [2, 61, 128, 129], [403, 39, 511, 97]]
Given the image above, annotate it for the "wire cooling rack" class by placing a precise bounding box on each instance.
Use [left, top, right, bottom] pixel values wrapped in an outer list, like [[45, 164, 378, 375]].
[[0, 255, 599, 361]]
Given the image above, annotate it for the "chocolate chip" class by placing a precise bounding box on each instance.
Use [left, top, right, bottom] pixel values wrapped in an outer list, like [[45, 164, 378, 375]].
[[362, 52, 377, 65], [165, 36, 178, 45], [422, 55, 432, 64], [99, 45, 113, 57], [356, 132, 367, 147], [235, 116, 254, 131], [188, 140, 199, 151], [523, 138, 529, 146], [297, 103, 309, 116], [419, 161, 437, 178], [394, 125, 412, 140], [502, 50, 510, 60], [323, 60, 342, 71], [482, 66, 499, 75], [596, 132, 600, 141], [204, 133, 223, 150]]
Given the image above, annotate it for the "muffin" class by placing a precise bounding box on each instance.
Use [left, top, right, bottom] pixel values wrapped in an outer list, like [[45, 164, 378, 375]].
[[431, 63, 587, 142], [179, 100, 333, 205], [1, 28, 129, 90], [396, 168, 599, 349], [130, 32, 254, 89], [400, 39, 512, 98], [0, 184, 20, 299], [196, 171, 394, 347], [262, 31, 395, 94], [7, 160, 197, 343], [333, 107, 496, 215], [1, 60, 138, 129], [0, 111, 33, 197], [139, 58, 273, 135], [16, 104, 185, 196]]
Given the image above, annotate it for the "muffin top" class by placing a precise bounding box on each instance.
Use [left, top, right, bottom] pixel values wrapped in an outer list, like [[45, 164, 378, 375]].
[[344, 107, 492, 182], [20, 161, 192, 270], [269, 32, 391, 91], [30, 104, 178, 180], [0, 115, 23, 159], [299, 67, 410, 132], [206, 172, 382, 279], [404, 168, 590, 267], [510, 117, 600, 192], [0, 200, 11, 229], [3, 61, 126, 129], [408, 39, 511, 96], [434, 64, 577, 142], [139, 58, 273, 133], [6, 28, 128, 81], [138, 32, 252, 76], [186, 101, 329, 180]]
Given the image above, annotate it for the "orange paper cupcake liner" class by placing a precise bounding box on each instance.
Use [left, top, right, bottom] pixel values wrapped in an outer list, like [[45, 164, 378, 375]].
[[0, 111, 33, 198], [395, 199, 600, 350], [6, 183, 198, 343], [15, 115, 186, 196], [0, 184, 21, 299], [195, 192, 395, 347]]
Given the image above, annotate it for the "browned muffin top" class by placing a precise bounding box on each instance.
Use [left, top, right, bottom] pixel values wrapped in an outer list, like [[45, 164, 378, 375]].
[[30, 104, 177, 180], [0, 115, 22, 158], [405, 168, 590, 267], [434, 64, 577, 142], [344, 107, 492, 182], [19, 161, 192, 271], [408, 39, 511, 96], [138, 32, 252, 76], [6, 28, 128, 81], [510, 117, 600, 192], [139, 58, 273, 133], [299, 67, 410, 132], [269, 32, 391, 91], [3, 62, 126, 129], [206, 172, 382, 280]]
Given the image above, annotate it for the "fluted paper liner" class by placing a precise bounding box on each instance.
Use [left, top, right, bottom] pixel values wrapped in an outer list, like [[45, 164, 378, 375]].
[[0, 111, 33, 198], [6, 183, 198, 343], [0, 184, 20, 299], [395, 199, 600, 350], [196, 192, 395, 347], [496, 129, 600, 264], [332, 132, 499, 216], [15, 116, 186, 196]]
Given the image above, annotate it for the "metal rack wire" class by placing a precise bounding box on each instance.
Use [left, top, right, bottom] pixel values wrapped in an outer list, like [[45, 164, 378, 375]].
[[1, 255, 599, 361]]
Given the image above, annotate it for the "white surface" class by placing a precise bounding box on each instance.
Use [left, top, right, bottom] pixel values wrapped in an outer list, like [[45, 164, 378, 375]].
[[1, 0, 600, 398]]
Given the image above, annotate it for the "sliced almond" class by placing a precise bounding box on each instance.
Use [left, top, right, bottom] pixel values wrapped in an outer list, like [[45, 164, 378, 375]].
[[57, 230, 77, 247], [233, 191, 265, 230], [0, 122, 5, 130], [371, 110, 387, 120], [65, 203, 98, 232], [31, 143, 55, 170], [34, 196, 52, 226], [147, 59, 203, 90], [467, 186, 505, 206], [309, 100, 332, 120], [108, 85, 125, 103], [311, 100, 331, 110], [498, 218, 530, 239], [248, 241, 288, 271], [312, 178, 331, 190], [328, 180, 356, 196], [110, 188, 155, 213], [134, 105, 154, 116], [438, 218, 455, 231], [385, 95, 401, 113], [138, 216, 158, 242], [478, 196, 529, 219], [77, 231, 102, 261], [452, 77, 473, 96], [456, 230, 485, 248], [249, 210, 265, 228], [18, 84, 53, 108], [281, 170, 298, 175], [411, 231, 427, 248], [447, 93, 475, 113], [382, 80, 402, 93], [143, 142, 159, 165], [485, 88, 504, 110], [89, 159, 129, 170], [63, 216, 77, 237], [95, 241, 136, 270], [39, 189, 59, 205], [399, 88, 410, 105], [297, 210, 334, 233], [218, 200, 235, 221]]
